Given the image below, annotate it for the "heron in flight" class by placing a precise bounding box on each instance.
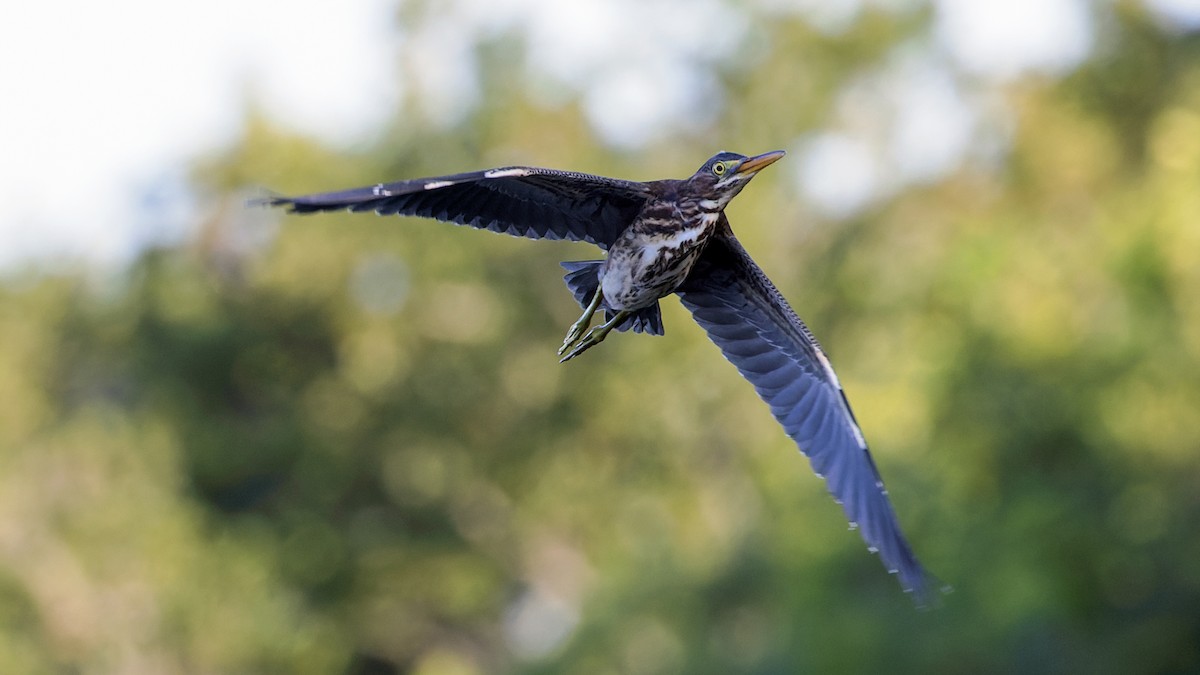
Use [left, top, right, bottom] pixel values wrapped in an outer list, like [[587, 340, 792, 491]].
[[259, 151, 935, 601]]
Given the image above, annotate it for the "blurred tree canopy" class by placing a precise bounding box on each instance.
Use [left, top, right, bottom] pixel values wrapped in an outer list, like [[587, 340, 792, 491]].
[[2, 2, 1199, 673]]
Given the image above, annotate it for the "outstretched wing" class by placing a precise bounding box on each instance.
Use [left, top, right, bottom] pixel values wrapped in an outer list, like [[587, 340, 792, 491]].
[[676, 221, 934, 601], [257, 166, 653, 249]]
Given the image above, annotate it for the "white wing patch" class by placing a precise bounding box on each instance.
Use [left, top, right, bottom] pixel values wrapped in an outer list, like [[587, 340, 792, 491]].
[[372, 184, 392, 197], [423, 180, 456, 190], [815, 348, 869, 449], [484, 168, 532, 179], [814, 348, 841, 388]]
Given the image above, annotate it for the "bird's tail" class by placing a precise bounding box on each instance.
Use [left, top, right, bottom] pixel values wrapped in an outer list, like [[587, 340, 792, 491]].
[[561, 261, 664, 336]]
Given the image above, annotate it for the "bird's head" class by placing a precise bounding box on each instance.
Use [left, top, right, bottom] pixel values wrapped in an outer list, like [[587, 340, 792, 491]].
[[688, 150, 786, 209]]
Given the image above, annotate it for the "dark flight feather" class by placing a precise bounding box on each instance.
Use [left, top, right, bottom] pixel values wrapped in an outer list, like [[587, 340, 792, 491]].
[[676, 218, 934, 602], [258, 166, 653, 249]]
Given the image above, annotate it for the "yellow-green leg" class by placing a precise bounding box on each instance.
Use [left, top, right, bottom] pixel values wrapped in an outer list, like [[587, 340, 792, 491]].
[[559, 308, 631, 363], [558, 287, 605, 356]]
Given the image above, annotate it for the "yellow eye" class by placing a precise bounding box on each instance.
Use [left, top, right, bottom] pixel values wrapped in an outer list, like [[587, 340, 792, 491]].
[[712, 162, 727, 176]]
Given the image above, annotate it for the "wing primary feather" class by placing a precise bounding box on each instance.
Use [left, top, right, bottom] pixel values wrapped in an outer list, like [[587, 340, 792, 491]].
[[677, 223, 938, 604], [258, 166, 653, 250]]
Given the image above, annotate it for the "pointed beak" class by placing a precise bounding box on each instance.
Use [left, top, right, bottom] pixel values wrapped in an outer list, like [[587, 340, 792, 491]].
[[735, 150, 786, 175]]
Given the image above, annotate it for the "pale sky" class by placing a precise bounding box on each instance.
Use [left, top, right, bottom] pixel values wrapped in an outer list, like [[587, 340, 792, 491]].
[[0, 0, 397, 269], [1, 0, 1195, 270]]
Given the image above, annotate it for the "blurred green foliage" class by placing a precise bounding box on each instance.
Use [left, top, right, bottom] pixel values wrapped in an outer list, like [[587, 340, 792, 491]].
[[2, 2, 1200, 673]]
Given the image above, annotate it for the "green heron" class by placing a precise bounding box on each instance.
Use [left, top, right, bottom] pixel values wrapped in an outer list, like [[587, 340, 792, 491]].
[[260, 151, 935, 602]]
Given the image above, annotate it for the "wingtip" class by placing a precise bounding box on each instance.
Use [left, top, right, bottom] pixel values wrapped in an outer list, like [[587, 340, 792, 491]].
[[245, 190, 290, 210], [903, 570, 952, 610]]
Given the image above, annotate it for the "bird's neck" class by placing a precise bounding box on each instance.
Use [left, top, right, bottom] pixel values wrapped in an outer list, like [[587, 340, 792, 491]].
[[636, 194, 717, 235]]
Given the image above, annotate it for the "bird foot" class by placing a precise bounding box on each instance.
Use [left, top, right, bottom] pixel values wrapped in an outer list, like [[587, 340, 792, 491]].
[[559, 326, 608, 363], [558, 309, 629, 363], [558, 286, 605, 357], [557, 317, 593, 356]]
